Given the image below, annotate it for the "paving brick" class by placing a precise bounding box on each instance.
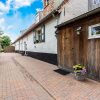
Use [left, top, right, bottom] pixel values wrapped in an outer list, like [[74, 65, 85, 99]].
[[14, 53, 100, 100], [0, 53, 100, 100], [0, 53, 54, 100]]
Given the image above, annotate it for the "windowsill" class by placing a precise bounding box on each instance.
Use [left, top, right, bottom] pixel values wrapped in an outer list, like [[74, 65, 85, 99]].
[[88, 35, 100, 39], [34, 41, 45, 44]]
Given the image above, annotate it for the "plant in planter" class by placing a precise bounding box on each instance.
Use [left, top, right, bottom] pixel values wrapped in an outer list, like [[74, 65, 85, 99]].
[[73, 64, 87, 81], [34, 40, 39, 44]]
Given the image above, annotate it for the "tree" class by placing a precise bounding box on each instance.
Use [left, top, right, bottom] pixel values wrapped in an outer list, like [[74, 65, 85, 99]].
[[1, 36, 11, 49], [0, 28, 4, 50]]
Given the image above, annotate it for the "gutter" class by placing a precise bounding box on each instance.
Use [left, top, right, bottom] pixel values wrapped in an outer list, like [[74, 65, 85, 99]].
[[13, 10, 59, 44]]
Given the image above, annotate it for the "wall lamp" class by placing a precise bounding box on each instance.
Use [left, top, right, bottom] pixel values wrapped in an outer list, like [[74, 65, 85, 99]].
[[76, 27, 82, 35]]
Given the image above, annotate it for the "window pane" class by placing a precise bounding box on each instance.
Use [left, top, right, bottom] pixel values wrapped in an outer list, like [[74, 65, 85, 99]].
[[41, 25, 45, 41], [88, 23, 100, 39], [36, 33, 39, 40], [93, 0, 100, 4], [42, 34, 44, 41], [92, 26, 100, 35], [38, 33, 41, 41], [33, 32, 36, 42], [46, 0, 49, 5]]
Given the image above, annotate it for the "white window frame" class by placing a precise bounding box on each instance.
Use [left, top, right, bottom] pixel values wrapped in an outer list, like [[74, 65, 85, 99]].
[[34, 25, 45, 44], [92, 0, 100, 5], [88, 23, 100, 39]]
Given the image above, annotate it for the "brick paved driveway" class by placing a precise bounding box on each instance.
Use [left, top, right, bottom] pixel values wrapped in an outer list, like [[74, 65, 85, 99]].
[[0, 53, 53, 100], [0, 53, 100, 100]]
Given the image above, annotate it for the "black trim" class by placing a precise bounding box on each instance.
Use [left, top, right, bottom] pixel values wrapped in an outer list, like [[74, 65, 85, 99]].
[[15, 51, 25, 55], [15, 51, 57, 65]]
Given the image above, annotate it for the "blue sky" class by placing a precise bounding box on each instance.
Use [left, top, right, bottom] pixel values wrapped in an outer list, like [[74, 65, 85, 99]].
[[0, 0, 43, 42]]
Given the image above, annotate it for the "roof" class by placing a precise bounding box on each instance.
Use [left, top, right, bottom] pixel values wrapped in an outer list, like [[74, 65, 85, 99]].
[[13, 9, 59, 44], [55, 7, 100, 28], [13, 0, 68, 44]]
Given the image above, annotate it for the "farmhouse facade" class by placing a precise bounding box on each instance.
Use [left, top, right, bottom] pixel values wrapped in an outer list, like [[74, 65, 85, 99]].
[[13, 0, 100, 81], [13, 0, 63, 65], [13, 0, 90, 64]]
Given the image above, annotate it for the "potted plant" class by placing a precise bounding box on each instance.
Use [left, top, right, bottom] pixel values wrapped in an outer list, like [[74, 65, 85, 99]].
[[34, 40, 39, 44], [73, 64, 87, 81]]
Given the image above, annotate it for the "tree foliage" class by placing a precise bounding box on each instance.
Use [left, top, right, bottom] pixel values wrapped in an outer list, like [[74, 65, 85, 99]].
[[0, 36, 11, 49]]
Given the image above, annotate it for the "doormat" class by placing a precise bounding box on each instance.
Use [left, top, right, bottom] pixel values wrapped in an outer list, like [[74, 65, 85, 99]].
[[54, 69, 70, 75]]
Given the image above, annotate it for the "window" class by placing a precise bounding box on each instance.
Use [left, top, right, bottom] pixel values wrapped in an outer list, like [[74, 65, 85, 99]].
[[88, 23, 100, 39], [45, 0, 49, 6], [24, 42, 27, 50], [93, 0, 100, 5], [34, 25, 45, 44]]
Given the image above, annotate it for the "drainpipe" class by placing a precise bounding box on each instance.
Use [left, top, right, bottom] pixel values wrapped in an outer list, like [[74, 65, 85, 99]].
[[24, 42, 27, 56], [25, 50, 27, 56], [52, 10, 60, 38]]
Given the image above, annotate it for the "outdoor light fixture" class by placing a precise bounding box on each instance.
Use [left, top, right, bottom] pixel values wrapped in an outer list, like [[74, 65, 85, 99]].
[[55, 29, 59, 34], [55, 29, 59, 38], [76, 27, 82, 35]]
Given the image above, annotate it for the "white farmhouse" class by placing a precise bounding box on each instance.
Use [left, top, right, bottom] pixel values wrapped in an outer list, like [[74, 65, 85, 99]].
[[13, 0, 63, 65], [13, 0, 100, 65]]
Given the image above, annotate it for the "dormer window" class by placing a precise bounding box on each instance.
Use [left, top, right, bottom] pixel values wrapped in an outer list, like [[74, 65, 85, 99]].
[[93, 0, 100, 5], [46, 0, 49, 5], [44, 0, 49, 7]]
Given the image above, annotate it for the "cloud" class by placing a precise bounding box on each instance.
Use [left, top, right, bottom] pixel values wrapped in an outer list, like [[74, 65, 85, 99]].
[[0, 0, 11, 14], [0, 18, 5, 24], [0, 0, 41, 42], [0, 0, 37, 14], [0, 12, 3, 16], [0, 18, 5, 30], [14, 0, 36, 9], [7, 25, 14, 30], [0, 11, 35, 42], [36, 8, 43, 12]]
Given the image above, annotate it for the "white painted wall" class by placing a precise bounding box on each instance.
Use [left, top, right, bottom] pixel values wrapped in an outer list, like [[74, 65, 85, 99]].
[[54, 0, 63, 9], [33, 18, 57, 54], [22, 36, 28, 51], [15, 18, 57, 54], [27, 32, 34, 51], [58, 0, 88, 24], [15, 41, 20, 51]]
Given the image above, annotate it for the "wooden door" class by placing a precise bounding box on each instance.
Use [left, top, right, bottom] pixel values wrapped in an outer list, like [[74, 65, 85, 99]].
[[63, 27, 74, 70], [58, 27, 74, 70], [59, 26, 84, 70], [73, 27, 84, 65]]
